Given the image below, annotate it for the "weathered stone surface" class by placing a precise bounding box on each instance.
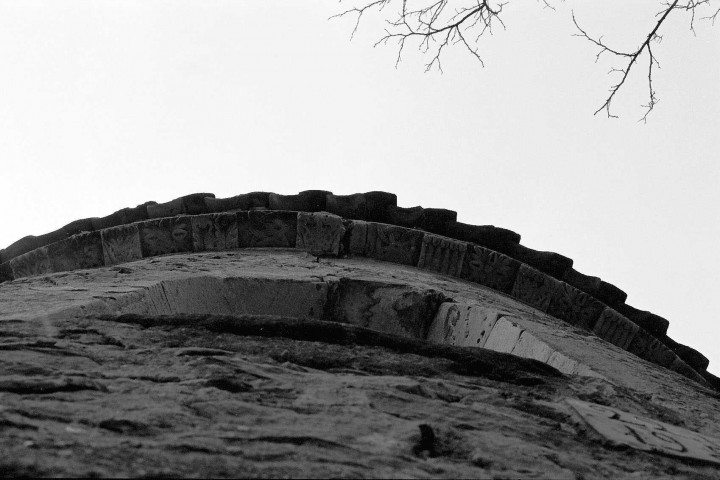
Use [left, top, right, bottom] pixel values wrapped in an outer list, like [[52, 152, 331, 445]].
[[238, 210, 297, 248], [340, 220, 368, 256], [204, 192, 270, 212], [385, 205, 424, 228], [0, 261, 13, 282], [460, 245, 520, 294], [417, 234, 466, 277], [61, 217, 95, 237], [511, 264, 562, 312], [547, 282, 605, 329], [668, 357, 708, 385], [47, 231, 105, 273], [615, 303, 670, 337], [330, 279, 445, 339], [484, 317, 524, 353], [297, 212, 345, 256], [505, 244, 573, 279], [183, 192, 215, 215], [325, 193, 367, 219], [268, 190, 331, 212], [7, 247, 51, 278], [662, 336, 710, 373], [627, 328, 677, 368], [568, 398, 720, 466], [445, 221, 521, 252], [146, 197, 185, 219], [2, 231, 67, 263], [363, 191, 397, 223], [427, 303, 503, 348], [365, 223, 423, 266], [90, 203, 152, 231], [592, 307, 640, 350], [562, 267, 602, 297], [190, 213, 239, 252], [511, 330, 555, 363], [596, 280, 628, 306], [138, 217, 194, 257], [101, 224, 143, 265], [419, 208, 458, 234]]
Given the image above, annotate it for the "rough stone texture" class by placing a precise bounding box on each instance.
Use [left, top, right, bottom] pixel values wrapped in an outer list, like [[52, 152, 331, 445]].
[[138, 217, 194, 257], [2, 230, 68, 263], [445, 221, 521, 252], [562, 267, 602, 297], [385, 205, 424, 228], [147, 197, 185, 219], [418, 208, 457, 235], [483, 317, 524, 354], [505, 243, 573, 279], [325, 193, 367, 219], [268, 191, 331, 212], [101, 224, 143, 266], [628, 328, 677, 368], [47, 231, 105, 273], [547, 282, 605, 329], [191, 213, 239, 252], [238, 210, 297, 248], [330, 279, 445, 339], [592, 307, 640, 350], [61, 217, 95, 237], [8, 246, 52, 278], [204, 192, 270, 212], [596, 280, 628, 306], [340, 220, 368, 256], [427, 303, 504, 348], [460, 245, 520, 294], [615, 303, 671, 338], [0, 261, 13, 282], [365, 223, 423, 266], [663, 336, 711, 372], [91, 204, 152, 231], [417, 234, 466, 277], [296, 212, 345, 257], [363, 191, 397, 223], [511, 264, 562, 313]]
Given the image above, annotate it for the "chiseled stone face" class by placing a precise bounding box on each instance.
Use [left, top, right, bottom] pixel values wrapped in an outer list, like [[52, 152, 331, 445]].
[[460, 245, 520, 294], [592, 308, 639, 350], [238, 211, 297, 248], [47, 232, 105, 272], [101, 224, 143, 265], [510, 264, 562, 312], [365, 223, 423, 266], [139, 217, 193, 257], [191, 213, 239, 252], [8, 246, 52, 278], [296, 212, 345, 256], [627, 328, 676, 368], [417, 234, 466, 277], [427, 303, 508, 349], [547, 282, 604, 329]]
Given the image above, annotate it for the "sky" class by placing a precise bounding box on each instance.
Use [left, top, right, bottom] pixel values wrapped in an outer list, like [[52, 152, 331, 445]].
[[1, 1, 719, 374]]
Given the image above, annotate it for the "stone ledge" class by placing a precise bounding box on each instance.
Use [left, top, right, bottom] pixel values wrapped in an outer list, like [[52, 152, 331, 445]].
[[0, 190, 710, 386]]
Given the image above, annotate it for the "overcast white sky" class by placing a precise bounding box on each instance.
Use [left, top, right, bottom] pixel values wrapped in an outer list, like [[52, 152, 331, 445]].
[[1, 1, 719, 374]]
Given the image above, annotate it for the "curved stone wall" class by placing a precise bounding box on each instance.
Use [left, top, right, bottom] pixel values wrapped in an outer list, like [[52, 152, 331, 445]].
[[0, 190, 714, 388]]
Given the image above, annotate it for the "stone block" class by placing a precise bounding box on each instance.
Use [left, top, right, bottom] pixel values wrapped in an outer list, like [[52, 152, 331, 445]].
[[614, 303, 669, 337], [331, 279, 445, 339], [237, 210, 297, 248], [547, 351, 581, 375], [562, 267, 602, 297], [460, 244, 520, 294], [3, 228, 69, 262], [596, 280, 627, 306], [510, 264, 562, 312], [204, 192, 270, 213], [138, 217, 194, 257], [426, 303, 506, 348], [363, 191, 397, 223], [183, 192, 214, 215], [0, 261, 14, 282], [510, 331, 554, 363], [61, 218, 95, 237], [417, 234, 466, 277], [101, 224, 143, 265], [91, 204, 151, 231], [547, 282, 605, 329], [627, 328, 676, 368], [147, 197, 185, 219], [592, 307, 639, 350], [419, 208, 458, 235], [661, 336, 709, 372], [484, 317, 524, 353], [668, 357, 708, 385], [47, 231, 105, 272], [8, 247, 51, 278], [364, 223, 424, 266], [296, 212, 345, 256], [268, 190, 331, 212], [702, 371, 720, 391], [385, 205, 424, 228], [190, 213, 239, 252], [505, 243, 573, 279], [446, 221, 521, 252], [325, 193, 367, 219], [340, 220, 368, 256]]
